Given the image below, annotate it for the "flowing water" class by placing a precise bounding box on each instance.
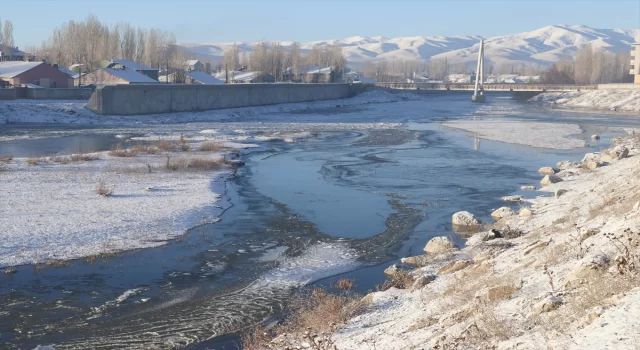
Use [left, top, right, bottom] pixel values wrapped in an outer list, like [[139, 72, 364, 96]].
[[0, 93, 634, 349]]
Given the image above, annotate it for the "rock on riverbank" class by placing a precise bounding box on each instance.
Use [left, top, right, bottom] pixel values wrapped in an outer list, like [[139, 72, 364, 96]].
[[333, 131, 640, 349]]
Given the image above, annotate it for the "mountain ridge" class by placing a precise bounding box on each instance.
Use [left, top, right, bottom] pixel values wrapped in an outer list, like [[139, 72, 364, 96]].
[[180, 25, 640, 67]]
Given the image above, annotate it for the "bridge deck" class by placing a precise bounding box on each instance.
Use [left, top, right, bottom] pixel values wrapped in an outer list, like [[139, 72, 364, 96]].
[[373, 82, 597, 92]]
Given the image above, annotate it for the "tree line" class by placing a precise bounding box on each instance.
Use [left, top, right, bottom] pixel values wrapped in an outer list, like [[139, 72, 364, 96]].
[[221, 42, 345, 81], [20, 14, 194, 74], [540, 44, 631, 84], [359, 58, 547, 82]]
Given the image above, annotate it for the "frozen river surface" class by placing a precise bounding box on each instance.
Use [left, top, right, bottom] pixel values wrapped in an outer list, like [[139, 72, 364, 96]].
[[0, 92, 633, 349]]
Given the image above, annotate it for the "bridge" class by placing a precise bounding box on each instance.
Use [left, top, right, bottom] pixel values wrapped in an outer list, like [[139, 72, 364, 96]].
[[372, 82, 597, 92], [373, 39, 596, 101]]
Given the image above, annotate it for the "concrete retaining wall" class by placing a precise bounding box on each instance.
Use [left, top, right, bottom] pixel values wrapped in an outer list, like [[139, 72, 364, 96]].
[[87, 83, 364, 115], [0, 89, 16, 100], [1, 88, 92, 100], [19, 88, 93, 100]]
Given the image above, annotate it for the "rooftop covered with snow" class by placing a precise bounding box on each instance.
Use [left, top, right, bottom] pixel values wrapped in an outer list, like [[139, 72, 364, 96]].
[[109, 59, 157, 71], [186, 71, 224, 84], [0, 62, 43, 78], [104, 68, 158, 83]]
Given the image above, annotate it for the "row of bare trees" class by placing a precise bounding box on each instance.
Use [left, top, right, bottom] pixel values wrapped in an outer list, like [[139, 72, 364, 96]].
[[221, 42, 345, 81], [360, 57, 548, 82], [23, 14, 194, 74], [541, 44, 631, 84]]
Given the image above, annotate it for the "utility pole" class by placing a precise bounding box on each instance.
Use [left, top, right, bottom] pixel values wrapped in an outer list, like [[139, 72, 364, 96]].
[[472, 39, 485, 103]]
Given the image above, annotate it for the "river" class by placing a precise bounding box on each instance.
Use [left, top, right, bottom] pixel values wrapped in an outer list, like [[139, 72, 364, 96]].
[[0, 92, 634, 349]]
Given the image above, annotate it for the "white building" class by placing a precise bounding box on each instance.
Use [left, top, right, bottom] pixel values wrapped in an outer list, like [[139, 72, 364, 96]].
[[631, 43, 640, 84]]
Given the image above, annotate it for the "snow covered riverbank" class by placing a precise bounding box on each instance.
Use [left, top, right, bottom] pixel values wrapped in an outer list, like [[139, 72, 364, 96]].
[[0, 139, 248, 267], [330, 131, 640, 349], [0, 90, 417, 125], [531, 89, 640, 113]]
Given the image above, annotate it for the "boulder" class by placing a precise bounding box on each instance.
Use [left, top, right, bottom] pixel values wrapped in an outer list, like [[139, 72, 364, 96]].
[[411, 274, 437, 290], [424, 236, 458, 254], [581, 152, 602, 163], [538, 167, 556, 176], [501, 195, 523, 202], [585, 161, 600, 170], [452, 211, 481, 227], [556, 161, 578, 170], [591, 134, 600, 140], [400, 255, 430, 267], [540, 175, 563, 187], [555, 189, 568, 199], [566, 254, 610, 283], [534, 294, 563, 314], [609, 145, 629, 160], [600, 154, 614, 163], [521, 185, 536, 191], [437, 260, 473, 275], [491, 207, 515, 221], [383, 264, 410, 278], [519, 207, 533, 218]]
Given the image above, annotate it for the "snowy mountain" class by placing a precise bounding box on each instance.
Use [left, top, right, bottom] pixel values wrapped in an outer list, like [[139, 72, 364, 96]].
[[180, 25, 640, 67]]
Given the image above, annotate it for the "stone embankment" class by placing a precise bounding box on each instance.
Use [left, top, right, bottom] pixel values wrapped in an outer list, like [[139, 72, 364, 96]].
[[333, 131, 640, 349]]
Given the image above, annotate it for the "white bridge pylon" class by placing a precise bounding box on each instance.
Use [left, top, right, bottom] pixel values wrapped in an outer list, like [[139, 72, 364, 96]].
[[472, 39, 486, 103]]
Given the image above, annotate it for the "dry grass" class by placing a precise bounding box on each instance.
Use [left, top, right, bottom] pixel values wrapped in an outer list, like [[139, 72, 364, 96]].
[[376, 270, 415, 291], [0, 154, 13, 163], [71, 153, 100, 162], [242, 287, 368, 350], [334, 278, 355, 291], [178, 134, 190, 151], [154, 140, 177, 152], [109, 164, 154, 174], [164, 156, 226, 171], [407, 316, 439, 332], [108, 148, 138, 157], [49, 156, 70, 164], [26, 157, 38, 166], [199, 141, 224, 152], [96, 181, 114, 197]]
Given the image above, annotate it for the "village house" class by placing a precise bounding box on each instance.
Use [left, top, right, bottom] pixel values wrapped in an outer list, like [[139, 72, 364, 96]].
[[282, 66, 341, 83], [185, 71, 223, 84], [214, 70, 275, 83], [0, 45, 25, 62], [185, 60, 205, 72], [0, 61, 74, 88], [81, 67, 159, 85], [159, 71, 224, 84], [69, 59, 159, 81]]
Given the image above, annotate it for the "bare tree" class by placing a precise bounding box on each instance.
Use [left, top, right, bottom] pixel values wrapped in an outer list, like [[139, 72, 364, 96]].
[[223, 43, 240, 71], [2, 20, 15, 52]]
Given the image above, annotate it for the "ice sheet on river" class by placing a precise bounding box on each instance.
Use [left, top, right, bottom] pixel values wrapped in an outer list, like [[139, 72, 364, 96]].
[[442, 119, 585, 150]]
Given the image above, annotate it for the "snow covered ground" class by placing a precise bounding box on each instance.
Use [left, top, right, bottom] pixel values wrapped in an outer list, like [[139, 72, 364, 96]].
[[531, 89, 640, 113], [0, 90, 417, 125], [332, 131, 640, 349], [0, 142, 239, 267], [442, 120, 585, 150]]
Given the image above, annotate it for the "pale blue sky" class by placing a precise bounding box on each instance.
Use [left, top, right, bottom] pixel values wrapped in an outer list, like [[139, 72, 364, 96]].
[[5, 0, 640, 47]]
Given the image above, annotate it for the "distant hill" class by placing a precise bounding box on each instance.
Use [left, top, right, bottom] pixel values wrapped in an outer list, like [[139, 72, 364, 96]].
[[180, 25, 640, 67]]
